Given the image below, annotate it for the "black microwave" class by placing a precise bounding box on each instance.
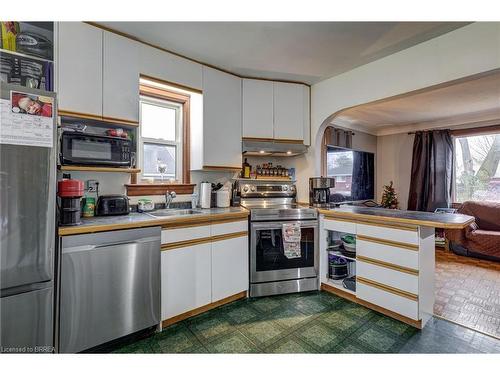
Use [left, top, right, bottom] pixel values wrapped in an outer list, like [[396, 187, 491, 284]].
[[60, 131, 132, 167]]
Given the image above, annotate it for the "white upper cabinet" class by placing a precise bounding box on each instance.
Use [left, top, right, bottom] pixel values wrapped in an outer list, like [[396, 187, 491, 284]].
[[139, 43, 203, 92], [102, 31, 140, 123], [242, 79, 274, 139], [273, 82, 306, 142], [199, 66, 242, 169], [58, 22, 102, 116], [302, 85, 311, 146]]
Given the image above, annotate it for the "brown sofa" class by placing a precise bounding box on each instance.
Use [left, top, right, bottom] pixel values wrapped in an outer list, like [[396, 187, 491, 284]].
[[445, 201, 500, 261]]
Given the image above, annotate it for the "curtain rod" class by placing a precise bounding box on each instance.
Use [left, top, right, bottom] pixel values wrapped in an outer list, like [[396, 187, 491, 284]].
[[407, 129, 451, 135]]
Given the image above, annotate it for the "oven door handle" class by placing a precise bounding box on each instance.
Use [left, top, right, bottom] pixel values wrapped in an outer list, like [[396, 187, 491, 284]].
[[251, 220, 318, 230]]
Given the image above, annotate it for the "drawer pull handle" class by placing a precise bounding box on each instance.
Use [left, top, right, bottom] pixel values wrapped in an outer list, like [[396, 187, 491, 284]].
[[357, 256, 419, 276], [357, 234, 419, 251], [357, 276, 418, 301]]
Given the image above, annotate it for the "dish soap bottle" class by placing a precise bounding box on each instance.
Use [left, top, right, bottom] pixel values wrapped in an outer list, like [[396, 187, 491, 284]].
[[242, 158, 251, 179]]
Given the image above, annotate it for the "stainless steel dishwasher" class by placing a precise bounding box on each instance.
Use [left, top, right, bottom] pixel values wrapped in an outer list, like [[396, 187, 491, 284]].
[[58, 227, 161, 353]]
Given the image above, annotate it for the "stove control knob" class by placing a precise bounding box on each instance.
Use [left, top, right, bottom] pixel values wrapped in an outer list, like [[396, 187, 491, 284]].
[[290, 186, 296, 192], [283, 186, 288, 191], [243, 185, 249, 192], [250, 186, 256, 192]]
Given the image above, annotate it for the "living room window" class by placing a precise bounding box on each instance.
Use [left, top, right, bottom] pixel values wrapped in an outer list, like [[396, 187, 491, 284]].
[[454, 132, 500, 202]]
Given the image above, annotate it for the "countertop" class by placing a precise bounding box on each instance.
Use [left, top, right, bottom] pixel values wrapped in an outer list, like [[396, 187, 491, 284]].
[[58, 207, 249, 236], [318, 206, 474, 229]]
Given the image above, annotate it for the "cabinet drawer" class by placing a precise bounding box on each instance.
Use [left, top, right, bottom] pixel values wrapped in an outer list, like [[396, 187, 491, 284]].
[[357, 279, 419, 320], [357, 223, 418, 246], [357, 239, 419, 270], [161, 225, 211, 245], [323, 218, 356, 234], [357, 259, 419, 295], [211, 220, 248, 236]]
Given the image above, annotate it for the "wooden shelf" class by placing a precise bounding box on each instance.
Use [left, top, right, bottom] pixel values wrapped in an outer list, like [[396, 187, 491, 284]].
[[58, 110, 139, 127], [58, 165, 140, 173], [324, 278, 356, 295]]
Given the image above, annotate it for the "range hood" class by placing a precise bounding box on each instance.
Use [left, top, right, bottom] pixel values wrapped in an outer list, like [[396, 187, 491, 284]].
[[242, 139, 308, 157]]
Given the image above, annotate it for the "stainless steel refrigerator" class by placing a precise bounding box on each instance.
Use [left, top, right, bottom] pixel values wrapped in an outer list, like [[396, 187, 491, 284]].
[[0, 82, 56, 353]]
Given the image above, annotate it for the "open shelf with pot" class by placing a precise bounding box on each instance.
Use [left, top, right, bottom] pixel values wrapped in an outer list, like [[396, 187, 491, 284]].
[[322, 228, 357, 295]]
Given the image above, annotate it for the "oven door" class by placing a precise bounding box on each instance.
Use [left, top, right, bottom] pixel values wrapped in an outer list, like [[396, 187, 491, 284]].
[[60, 133, 131, 166], [250, 220, 318, 283]]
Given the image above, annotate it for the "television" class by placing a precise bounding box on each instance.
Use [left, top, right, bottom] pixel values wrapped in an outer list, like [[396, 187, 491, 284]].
[[326, 146, 375, 203]]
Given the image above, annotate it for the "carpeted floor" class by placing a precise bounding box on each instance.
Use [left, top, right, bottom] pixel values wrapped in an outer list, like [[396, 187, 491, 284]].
[[110, 291, 500, 354], [434, 248, 500, 338]]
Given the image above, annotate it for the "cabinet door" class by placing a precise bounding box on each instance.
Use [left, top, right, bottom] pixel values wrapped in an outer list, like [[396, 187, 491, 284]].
[[202, 66, 242, 169], [58, 22, 102, 116], [211, 236, 248, 302], [161, 244, 212, 321], [302, 85, 311, 146], [273, 82, 304, 142], [103, 31, 140, 123], [242, 79, 274, 139]]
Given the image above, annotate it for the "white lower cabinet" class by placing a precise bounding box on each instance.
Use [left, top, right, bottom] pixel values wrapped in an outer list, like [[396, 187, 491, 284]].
[[211, 236, 249, 302], [160, 221, 249, 322], [161, 243, 212, 321]]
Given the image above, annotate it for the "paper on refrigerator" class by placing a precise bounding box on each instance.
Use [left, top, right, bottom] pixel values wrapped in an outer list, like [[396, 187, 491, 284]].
[[0, 94, 54, 148], [282, 222, 301, 259]]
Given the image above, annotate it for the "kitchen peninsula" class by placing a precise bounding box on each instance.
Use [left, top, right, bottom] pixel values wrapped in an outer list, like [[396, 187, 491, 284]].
[[318, 206, 474, 329]]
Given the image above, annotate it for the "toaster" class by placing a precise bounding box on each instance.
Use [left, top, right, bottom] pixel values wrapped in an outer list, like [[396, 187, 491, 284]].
[[96, 195, 130, 216]]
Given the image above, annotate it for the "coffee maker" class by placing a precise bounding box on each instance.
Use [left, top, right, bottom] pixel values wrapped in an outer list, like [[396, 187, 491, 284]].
[[309, 177, 335, 207]]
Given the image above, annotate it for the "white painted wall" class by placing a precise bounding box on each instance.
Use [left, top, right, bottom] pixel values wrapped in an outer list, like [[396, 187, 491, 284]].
[[298, 22, 500, 203]]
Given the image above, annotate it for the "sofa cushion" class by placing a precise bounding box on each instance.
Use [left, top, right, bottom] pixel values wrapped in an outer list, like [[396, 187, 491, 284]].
[[459, 201, 500, 231]]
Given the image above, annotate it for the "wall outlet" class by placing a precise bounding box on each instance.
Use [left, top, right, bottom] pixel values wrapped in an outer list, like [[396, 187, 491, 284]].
[[86, 180, 98, 192]]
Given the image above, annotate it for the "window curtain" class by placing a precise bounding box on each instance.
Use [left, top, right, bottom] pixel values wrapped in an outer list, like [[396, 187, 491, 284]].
[[323, 126, 353, 148], [322, 126, 353, 175], [351, 151, 375, 201], [407, 129, 453, 212]]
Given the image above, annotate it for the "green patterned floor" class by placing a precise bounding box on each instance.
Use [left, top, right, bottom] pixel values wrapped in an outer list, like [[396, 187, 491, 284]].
[[112, 291, 419, 353]]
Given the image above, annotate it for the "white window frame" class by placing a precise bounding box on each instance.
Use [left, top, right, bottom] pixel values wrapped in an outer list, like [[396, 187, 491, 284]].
[[138, 95, 183, 181]]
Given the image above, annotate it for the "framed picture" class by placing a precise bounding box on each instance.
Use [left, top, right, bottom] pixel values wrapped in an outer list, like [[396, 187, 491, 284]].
[[11, 91, 53, 118]]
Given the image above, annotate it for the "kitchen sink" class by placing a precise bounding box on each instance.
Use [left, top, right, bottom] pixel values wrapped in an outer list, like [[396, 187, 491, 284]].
[[146, 209, 203, 218]]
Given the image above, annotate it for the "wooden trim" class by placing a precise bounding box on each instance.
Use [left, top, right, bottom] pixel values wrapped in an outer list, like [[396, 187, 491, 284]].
[[161, 291, 247, 328], [163, 217, 249, 229], [320, 283, 422, 329], [322, 215, 419, 232], [357, 255, 419, 276], [125, 183, 195, 196], [319, 209, 474, 229], [450, 124, 500, 137], [58, 109, 139, 127], [241, 137, 304, 145], [202, 165, 242, 171], [85, 22, 311, 87], [161, 231, 248, 251], [58, 165, 141, 173], [58, 211, 249, 236], [357, 234, 419, 251], [141, 74, 202, 94], [161, 236, 213, 251], [139, 82, 191, 184], [356, 276, 419, 301], [161, 212, 249, 229]]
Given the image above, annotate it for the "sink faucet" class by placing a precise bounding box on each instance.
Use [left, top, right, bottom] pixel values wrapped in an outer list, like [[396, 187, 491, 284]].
[[165, 191, 176, 209]]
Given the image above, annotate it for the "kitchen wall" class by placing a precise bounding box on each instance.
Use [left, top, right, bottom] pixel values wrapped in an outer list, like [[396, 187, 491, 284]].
[[296, 22, 500, 203]]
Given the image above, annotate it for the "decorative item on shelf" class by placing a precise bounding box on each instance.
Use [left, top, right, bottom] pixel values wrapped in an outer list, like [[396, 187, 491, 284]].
[[380, 180, 399, 209], [157, 159, 168, 181]]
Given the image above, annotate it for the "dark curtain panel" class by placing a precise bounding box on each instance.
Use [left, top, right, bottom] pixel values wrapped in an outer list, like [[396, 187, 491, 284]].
[[407, 130, 453, 212], [351, 151, 375, 201], [324, 126, 353, 148]]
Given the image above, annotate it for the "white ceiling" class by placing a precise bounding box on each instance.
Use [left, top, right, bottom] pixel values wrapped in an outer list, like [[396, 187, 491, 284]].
[[331, 70, 500, 135], [98, 22, 469, 84]]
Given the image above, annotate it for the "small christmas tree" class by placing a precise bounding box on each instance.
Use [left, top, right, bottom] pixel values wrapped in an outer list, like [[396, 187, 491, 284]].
[[381, 181, 399, 209]]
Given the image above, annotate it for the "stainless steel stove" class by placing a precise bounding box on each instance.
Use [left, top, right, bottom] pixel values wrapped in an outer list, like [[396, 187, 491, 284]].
[[239, 182, 319, 297]]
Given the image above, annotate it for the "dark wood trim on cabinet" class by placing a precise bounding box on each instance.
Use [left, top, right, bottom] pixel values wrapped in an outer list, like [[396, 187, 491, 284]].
[[125, 183, 195, 196]]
